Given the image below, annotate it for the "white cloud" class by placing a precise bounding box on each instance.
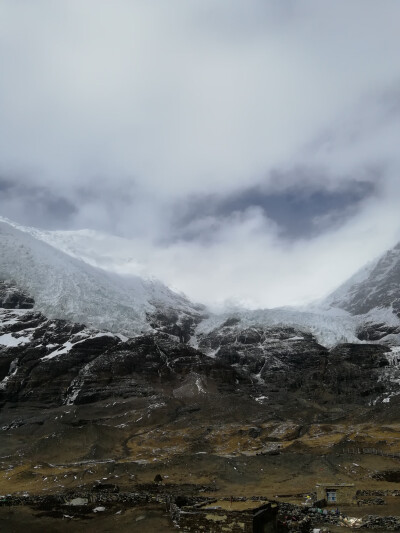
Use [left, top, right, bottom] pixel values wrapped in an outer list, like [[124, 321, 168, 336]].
[[1, 1, 400, 308], [1, 1, 399, 192], [139, 196, 400, 309]]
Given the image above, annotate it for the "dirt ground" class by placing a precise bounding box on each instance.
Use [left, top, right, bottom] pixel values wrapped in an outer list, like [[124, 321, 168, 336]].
[[1, 448, 399, 496], [0, 504, 175, 533], [0, 401, 399, 531], [0, 452, 399, 532]]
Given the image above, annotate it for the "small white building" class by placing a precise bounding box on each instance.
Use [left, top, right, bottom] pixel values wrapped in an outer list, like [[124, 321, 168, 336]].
[[316, 483, 356, 505]]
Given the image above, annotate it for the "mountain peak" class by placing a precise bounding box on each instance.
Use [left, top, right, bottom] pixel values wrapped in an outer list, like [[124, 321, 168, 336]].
[[326, 240, 400, 321]]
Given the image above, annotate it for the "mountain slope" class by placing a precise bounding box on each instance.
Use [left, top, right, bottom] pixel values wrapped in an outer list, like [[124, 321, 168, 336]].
[[324, 242, 400, 342], [1, 280, 398, 412], [0, 217, 144, 277], [327, 242, 400, 316], [0, 220, 204, 337]]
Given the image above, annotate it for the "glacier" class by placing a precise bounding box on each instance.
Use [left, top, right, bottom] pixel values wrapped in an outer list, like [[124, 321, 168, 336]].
[[1, 216, 400, 348], [0, 219, 203, 337]]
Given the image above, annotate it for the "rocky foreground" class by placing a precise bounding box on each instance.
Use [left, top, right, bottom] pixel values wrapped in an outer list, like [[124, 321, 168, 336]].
[[0, 281, 399, 530]]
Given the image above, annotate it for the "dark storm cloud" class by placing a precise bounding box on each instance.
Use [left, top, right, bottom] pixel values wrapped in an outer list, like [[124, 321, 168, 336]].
[[172, 178, 376, 241]]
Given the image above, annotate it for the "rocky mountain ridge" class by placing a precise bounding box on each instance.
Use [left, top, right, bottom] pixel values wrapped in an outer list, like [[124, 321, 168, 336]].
[[1, 215, 400, 416], [328, 242, 400, 317], [322, 242, 400, 345], [1, 280, 399, 415]]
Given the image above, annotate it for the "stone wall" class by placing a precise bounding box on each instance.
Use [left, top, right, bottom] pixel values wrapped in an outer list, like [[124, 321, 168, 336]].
[[171, 501, 277, 533], [177, 508, 253, 532]]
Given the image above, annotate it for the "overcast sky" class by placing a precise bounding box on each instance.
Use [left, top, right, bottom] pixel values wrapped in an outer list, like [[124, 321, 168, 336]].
[[1, 1, 400, 309]]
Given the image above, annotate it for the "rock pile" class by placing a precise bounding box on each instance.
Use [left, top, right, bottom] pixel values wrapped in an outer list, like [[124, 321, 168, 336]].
[[360, 515, 400, 530], [277, 501, 400, 532], [357, 497, 385, 506]]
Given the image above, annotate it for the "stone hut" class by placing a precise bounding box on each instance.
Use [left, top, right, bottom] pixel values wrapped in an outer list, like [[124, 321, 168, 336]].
[[170, 497, 278, 532], [316, 483, 356, 505]]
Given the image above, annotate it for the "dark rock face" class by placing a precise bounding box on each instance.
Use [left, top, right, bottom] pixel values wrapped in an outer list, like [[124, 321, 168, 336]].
[[199, 323, 330, 400], [357, 323, 400, 341], [323, 343, 391, 399], [0, 280, 34, 309], [147, 307, 206, 344], [0, 283, 247, 407], [0, 282, 399, 423], [329, 343, 390, 369], [63, 333, 247, 406], [196, 320, 400, 411]]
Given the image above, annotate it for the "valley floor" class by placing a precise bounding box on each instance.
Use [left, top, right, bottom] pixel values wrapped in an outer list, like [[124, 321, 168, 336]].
[[1, 446, 399, 532], [1, 393, 399, 531]]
